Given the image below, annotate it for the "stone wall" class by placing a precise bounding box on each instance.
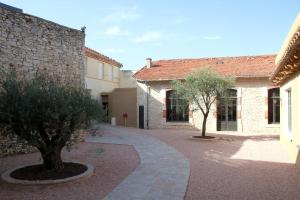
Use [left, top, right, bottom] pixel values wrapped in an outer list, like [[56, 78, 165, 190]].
[[0, 7, 85, 157], [0, 7, 85, 86]]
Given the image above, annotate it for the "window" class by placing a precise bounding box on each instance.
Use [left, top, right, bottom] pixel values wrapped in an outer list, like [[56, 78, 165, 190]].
[[166, 90, 189, 122], [268, 88, 280, 124], [98, 63, 104, 79], [287, 89, 292, 134], [108, 65, 113, 81]]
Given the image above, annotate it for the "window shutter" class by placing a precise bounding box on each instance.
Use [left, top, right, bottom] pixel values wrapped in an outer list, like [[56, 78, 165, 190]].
[[98, 63, 104, 79]]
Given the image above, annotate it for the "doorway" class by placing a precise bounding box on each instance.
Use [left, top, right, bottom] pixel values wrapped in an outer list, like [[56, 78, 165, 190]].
[[217, 89, 237, 131], [101, 94, 109, 123], [139, 105, 144, 129]]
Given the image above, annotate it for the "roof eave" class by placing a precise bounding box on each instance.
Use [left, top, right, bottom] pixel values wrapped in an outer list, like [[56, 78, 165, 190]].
[[272, 13, 300, 83]]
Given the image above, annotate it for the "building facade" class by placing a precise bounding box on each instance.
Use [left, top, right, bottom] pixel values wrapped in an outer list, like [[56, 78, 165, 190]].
[[271, 13, 300, 167], [85, 47, 137, 127], [85, 47, 122, 100], [134, 56, 280, 134]]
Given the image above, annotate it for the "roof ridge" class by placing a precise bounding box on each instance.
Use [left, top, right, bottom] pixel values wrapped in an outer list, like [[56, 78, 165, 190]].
[[153, 54, 276, 63]]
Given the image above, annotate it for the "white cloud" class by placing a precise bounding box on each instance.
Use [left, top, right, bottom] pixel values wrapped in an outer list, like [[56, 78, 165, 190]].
[[102, 48, 124, 53], [103, 26, 129, 36], [204, 36, 222, 40], [135, 31, 163, 43], [102, 6, 140, 23]]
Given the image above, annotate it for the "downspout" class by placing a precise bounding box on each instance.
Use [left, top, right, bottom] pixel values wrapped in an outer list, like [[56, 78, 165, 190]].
[[146, 82, 150, 129], [240, 88, 244, 132]]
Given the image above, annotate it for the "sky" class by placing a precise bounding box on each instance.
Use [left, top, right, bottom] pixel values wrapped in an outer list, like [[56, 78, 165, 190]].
[[1, 0, 299, 70]]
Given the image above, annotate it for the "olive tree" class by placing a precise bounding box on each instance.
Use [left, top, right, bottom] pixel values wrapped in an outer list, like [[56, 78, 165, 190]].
[[0, 69, 102, 171], [172, 67, 235, 137]]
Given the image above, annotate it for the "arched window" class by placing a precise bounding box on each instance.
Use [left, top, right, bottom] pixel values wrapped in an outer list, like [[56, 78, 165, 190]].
[[268, 88, 280, 124], [166, 90, 189, 122]]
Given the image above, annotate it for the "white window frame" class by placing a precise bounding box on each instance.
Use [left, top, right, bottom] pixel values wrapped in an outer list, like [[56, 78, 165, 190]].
[[98, 63, 104, 79], [283, 85, 292, 140]]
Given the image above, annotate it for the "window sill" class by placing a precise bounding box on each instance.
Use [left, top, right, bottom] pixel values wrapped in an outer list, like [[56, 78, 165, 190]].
[[265, 123, 280, 128], [165, 121, 189, 125]]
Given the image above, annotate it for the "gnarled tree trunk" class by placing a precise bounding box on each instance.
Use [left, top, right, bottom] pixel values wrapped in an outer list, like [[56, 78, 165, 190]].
[[41, 146, 64, 171]]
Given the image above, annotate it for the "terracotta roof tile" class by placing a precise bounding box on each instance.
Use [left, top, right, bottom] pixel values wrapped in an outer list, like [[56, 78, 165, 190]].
[[134, 55, 276, 81], [85, 47, 122, 68]]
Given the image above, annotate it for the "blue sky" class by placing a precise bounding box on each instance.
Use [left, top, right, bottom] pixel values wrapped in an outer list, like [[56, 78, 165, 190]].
[[1, 0, 299, 70]]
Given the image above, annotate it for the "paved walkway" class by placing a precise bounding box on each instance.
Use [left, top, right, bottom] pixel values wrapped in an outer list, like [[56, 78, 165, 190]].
[[85, 125, 190, 200], [146, 129, 300, 200]]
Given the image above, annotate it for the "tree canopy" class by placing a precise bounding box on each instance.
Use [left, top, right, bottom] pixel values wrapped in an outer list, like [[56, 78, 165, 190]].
[[172, 67, 235, 136], [0, 69, 102, 170]]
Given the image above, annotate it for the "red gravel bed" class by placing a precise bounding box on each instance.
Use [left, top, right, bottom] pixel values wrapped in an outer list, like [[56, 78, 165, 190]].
[[0, 142, 139, 200], [10, 162, 87, 180], [144, 129, 300, 200]]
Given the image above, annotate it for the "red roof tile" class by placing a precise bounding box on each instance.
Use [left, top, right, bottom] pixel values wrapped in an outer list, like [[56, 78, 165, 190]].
[[133, 55, 276, 81]]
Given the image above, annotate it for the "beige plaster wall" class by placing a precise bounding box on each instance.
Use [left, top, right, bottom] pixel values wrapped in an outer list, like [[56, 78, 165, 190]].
[[85, 56, 120, 100], [279, 73, 300, 165], [120, 70, 137, 88], [110, 88, 137, 127]]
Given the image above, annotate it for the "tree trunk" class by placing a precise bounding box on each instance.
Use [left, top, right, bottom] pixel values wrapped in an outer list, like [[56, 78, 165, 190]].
[[41, 147, 64, 171], [201, 114, 208, 137]]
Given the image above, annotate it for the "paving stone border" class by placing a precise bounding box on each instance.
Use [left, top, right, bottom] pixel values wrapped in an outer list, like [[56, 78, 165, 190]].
[[1, 161, 94, 185], [86, 124, 190, 200]]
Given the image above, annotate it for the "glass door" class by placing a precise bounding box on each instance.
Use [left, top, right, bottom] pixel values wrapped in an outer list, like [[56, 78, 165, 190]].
[[217, 90, 237, 131]]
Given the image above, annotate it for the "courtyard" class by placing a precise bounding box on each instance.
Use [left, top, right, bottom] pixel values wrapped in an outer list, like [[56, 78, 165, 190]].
[[0, 1, 300, 200], [1, 125, 300, 200]]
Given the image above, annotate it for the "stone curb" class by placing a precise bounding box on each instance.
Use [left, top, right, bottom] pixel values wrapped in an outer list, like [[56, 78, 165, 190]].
[[1, 161, 94, 185], [190, 136, 217, 141]]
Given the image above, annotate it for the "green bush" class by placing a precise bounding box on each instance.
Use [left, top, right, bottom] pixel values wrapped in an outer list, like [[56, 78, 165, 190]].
[[0, 69, 102, 171]]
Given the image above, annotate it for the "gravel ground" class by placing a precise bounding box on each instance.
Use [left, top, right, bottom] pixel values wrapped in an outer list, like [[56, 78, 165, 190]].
[[144, 129, 300, 200], [0, 142, 139, 200]]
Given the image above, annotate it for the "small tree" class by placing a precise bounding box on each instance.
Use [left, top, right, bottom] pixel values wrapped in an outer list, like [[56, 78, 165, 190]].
[[0, 69, 102, 171], [172, 67, 235, 137]]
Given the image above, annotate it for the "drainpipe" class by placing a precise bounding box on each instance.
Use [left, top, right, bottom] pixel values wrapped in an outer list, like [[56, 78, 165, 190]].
[[146, 82, 150, 129], [240, 88, 244, 132]]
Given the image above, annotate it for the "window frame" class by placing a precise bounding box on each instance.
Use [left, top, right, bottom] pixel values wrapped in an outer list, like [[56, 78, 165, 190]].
[[166, 90, 189, 122], [268, 88, 280, 124], [287, 89, 292, 135]]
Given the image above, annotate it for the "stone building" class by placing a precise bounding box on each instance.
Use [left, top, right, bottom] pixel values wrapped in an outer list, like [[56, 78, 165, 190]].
[[0, 4, 85, 156], [271, 13, 300, 167], [134, 56, 280, 134]]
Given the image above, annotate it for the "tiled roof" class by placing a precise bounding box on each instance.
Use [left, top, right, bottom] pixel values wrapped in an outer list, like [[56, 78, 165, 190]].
[[85, 47, 122, 68], [133, 55, 276, 81]]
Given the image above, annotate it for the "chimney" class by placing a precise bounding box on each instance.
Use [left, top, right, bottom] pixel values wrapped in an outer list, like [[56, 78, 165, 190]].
[[146, 58, 152, 68]]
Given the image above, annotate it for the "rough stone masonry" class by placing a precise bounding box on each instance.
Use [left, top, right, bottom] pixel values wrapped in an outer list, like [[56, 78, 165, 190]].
[[0, 6, 86, 156]]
